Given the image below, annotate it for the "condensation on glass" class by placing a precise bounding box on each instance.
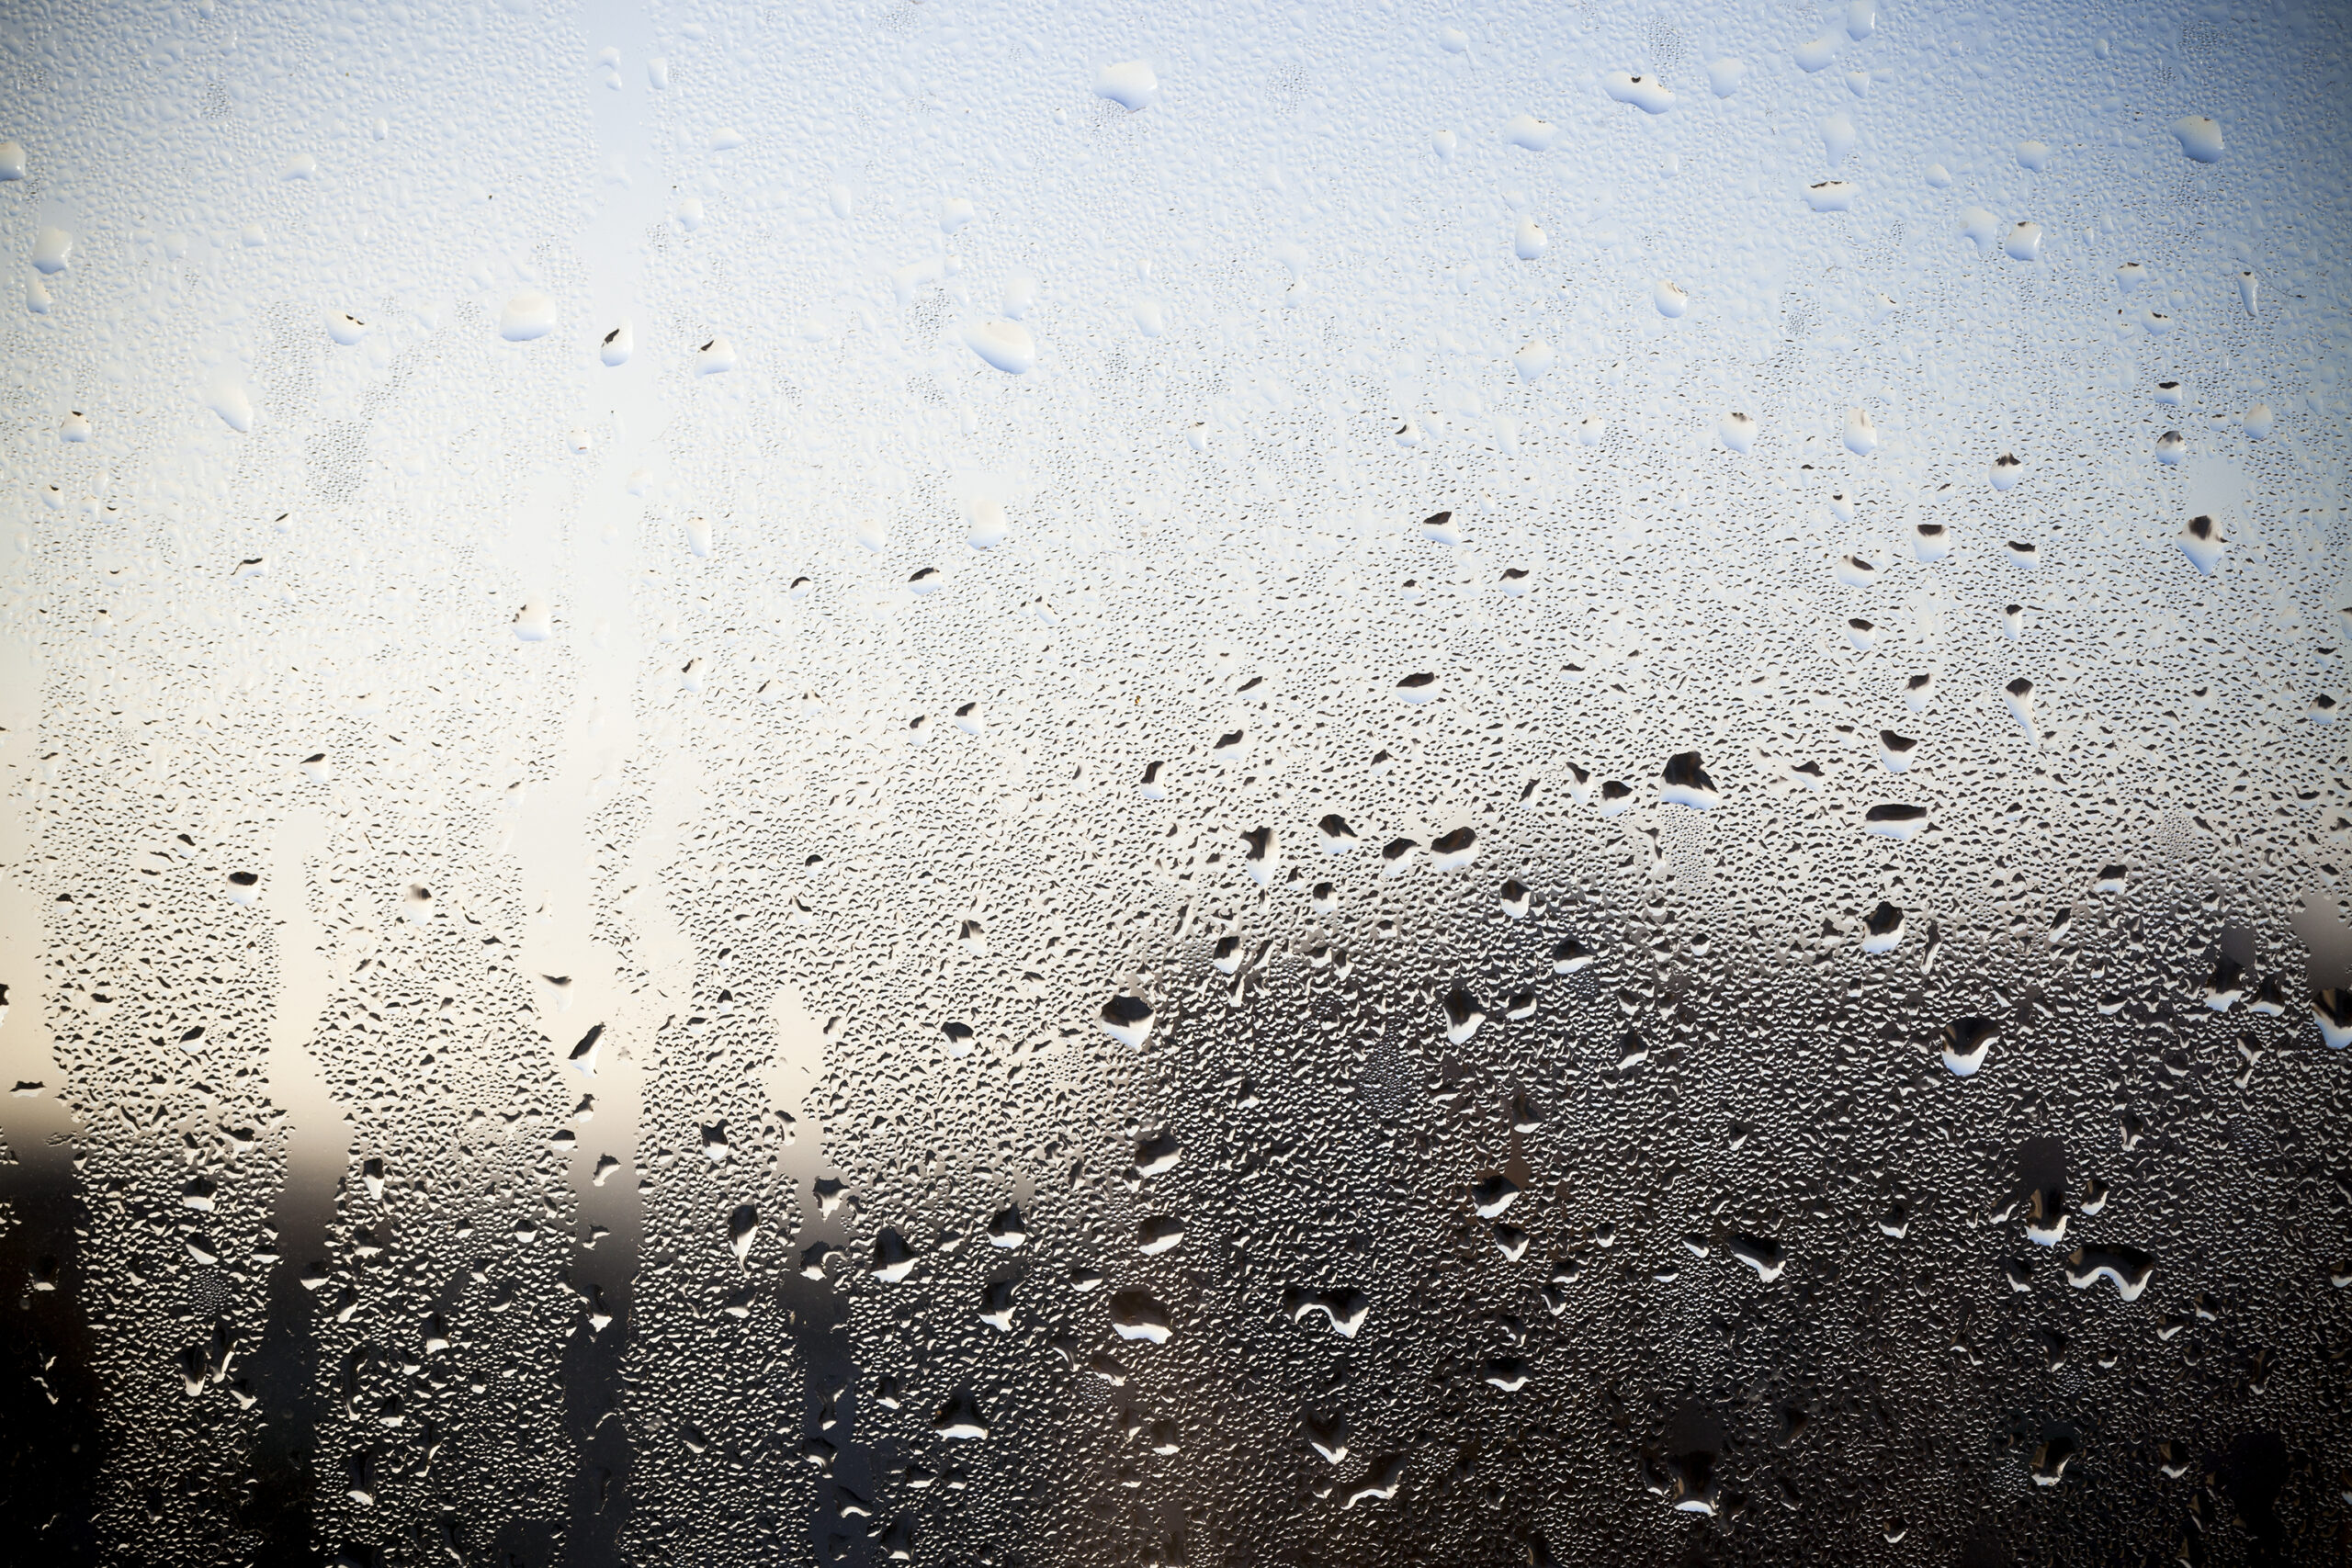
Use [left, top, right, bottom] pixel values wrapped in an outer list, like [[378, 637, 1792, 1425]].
[[0, 2, 2346, 1565]]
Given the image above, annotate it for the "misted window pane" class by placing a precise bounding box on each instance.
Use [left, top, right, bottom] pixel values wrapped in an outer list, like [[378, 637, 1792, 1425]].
[[0, 5, 2346, 1566]]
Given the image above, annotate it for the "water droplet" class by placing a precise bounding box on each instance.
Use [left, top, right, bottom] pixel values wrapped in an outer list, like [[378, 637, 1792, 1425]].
[[1094, 61, 1159, 111], [1939, 1017, 1999, 1076], [1341, 1455, 1405, 1509], [208, 382, 254, 432], [1305, 1411, 1350, 1463], [1099, 994, 1153, 1048], [1659, 751, 1721, 809], [933, 1392, 989, 1439], [871, 1227, 918, 1282], [2179, 513, 2226, 575], [2171, 115, 2224, 163], [1793, 31, 1842, 72], [1136, 1215, 1184, 1255], [499, 292, 556, 341], [695, 335, 737, 374], [1822, 112, 1858, 164], [1107, 1287, 1173, 1343], [1396, 671, 1442, 705], [1483, 1355, 1531, 1391], [1603, 72, 1675, 113], [1430, 826, 1478, 870], [964, 320, 1035, 375], [977, 1280, 1014, 1330], [1442, 986, 1486, 1043], [1134, 1130, 1181, 1176], [1863, 802, 1928, 840], [1501, 113, 1558, 151], [1727, 1234, 1785, 1281], [2312, 989, 2352, 1049]]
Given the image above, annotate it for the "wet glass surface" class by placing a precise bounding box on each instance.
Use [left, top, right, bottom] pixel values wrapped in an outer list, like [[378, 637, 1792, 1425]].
[[0, 2, 2348, 1563]]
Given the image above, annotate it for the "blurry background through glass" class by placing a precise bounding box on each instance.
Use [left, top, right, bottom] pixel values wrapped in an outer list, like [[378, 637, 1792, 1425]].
[[0, 1, 2348, 1563]]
